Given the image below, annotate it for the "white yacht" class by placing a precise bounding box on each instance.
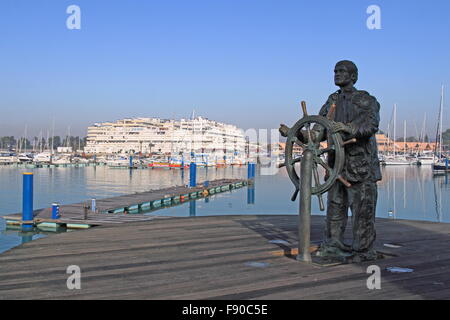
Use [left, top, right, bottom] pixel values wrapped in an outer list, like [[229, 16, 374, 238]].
[[433, 158, 450, 173], [382, 155, 414, 166], [52, 155, 71, 165], [417, 155, 435, 165], [107, 156, 133, 168], [33, 152, 52, 164], [0, 153, 17, 164], [17, 153, 33, 163]]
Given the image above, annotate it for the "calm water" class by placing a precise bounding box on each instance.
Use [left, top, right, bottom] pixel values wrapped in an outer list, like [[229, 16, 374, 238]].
[[0, 165, 449, 253]]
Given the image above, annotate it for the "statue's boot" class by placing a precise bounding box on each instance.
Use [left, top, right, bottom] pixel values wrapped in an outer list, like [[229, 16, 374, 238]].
[[351, 249, 383, 263], [316, 241, 353, 260]]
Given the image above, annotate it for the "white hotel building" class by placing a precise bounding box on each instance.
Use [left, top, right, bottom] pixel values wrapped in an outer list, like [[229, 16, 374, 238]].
[[84, 117, 249, 163]]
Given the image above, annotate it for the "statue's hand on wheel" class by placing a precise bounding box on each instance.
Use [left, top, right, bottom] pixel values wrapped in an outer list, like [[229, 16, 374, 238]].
[[279, 124, 290, 137], [331, 122, 353, 134]]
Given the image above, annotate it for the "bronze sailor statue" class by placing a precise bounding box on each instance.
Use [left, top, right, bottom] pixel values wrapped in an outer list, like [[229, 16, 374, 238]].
[[280, 60, 382, 262]]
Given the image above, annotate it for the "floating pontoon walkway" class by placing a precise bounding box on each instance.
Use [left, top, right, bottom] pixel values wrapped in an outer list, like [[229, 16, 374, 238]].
[[3, 179, 247, 229], [1, 215, 450, 299]]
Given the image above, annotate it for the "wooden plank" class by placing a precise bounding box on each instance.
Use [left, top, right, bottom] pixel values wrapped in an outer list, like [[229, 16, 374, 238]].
[[1, 215, 450, 299]]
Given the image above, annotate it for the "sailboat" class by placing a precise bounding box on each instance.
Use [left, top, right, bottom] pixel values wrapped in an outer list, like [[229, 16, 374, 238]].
[[432, 85, 449, 174], [416, 113, 435, 165], [383, 104, 414, 165]]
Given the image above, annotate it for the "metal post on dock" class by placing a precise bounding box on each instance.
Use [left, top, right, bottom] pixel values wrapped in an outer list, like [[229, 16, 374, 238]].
[[91, 198, 96, 213], [51, 203, 60, 219], [252, 163, 256, 178], [189, 162, 197, 187], [22, 172, 34, 231], [129, 155, 133, 169], [297, 150, 313, 263], [83, 202, 90, 220]]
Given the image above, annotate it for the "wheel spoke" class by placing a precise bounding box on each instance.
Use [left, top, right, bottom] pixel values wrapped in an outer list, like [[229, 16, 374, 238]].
[[318, 145, 335, 156], [312, 162, 321, 188], [312, 163, 325, 210], [292, 137, 307, 149], [314, 155, 333, 173], [290, 156, 302, 165], [305, 124, 313, 143]]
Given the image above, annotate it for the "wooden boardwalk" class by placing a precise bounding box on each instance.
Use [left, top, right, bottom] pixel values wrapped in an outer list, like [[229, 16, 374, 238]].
[[3, 178, 245, 227], [1, 215, 450, 299]]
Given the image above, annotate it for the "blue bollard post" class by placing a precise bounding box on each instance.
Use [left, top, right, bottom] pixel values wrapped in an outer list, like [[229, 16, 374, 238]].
[[252, 163, 256, 178], [189, 162, 197, 187], [51, 203, 60, 219], [129, 155, 133, 169], [22, 172, 34, 230], [91, 198, 96, 213], [204, 180, 209, 187], [445, 158, 449, 171], [247, 162, 252, 179]]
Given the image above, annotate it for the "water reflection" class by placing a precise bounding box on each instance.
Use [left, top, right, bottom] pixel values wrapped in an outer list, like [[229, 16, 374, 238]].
[[189, 200, 196, 217], [0, 221, 57, 253], [160, 166, 449, 223], [0, 165, 449, 254], [0, 165, 247, 215], [377, 166, 449, 223], [21, 234, 33, 244], [247, 184, 255, 205]]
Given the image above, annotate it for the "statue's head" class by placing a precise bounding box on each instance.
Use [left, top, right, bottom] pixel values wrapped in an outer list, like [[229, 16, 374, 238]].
[[334, 60, 358, 87]]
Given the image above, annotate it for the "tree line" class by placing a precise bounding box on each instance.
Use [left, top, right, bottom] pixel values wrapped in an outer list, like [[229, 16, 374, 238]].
[[0, 136, 88, 151]]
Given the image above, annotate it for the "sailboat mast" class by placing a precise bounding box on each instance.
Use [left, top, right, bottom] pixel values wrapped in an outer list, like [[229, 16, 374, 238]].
[[394, 104, 397, 157], [67, 126, 71, 149], [52, 118, 55, 155], [24, 125, 28, 154], [39, 130, 43, 153], [386, 121, 390, 155], [421, 113, 426, 155], [404, 120, 407, 155], [439, 85, 444, 158]]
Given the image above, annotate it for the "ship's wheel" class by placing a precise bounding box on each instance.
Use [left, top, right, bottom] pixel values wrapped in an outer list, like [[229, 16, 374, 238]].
[[280, 102, 354, 210]]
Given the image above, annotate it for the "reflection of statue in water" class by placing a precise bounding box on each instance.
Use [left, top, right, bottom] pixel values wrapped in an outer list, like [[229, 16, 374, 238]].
[[307, 61, 382, 262]]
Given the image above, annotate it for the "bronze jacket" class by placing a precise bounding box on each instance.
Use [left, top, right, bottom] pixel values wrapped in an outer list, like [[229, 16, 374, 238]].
[[318, 87, 382, 183]]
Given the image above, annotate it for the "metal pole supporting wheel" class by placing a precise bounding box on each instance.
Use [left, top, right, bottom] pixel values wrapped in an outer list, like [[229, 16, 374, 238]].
[[279, 101, 355, 263]]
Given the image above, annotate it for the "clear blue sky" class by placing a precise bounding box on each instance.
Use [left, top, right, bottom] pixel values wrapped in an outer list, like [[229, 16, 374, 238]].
[[1, 0, 449, 138]]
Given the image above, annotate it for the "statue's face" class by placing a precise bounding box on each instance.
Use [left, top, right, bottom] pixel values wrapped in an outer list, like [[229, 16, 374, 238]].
[[334, 64, 354, 87]]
